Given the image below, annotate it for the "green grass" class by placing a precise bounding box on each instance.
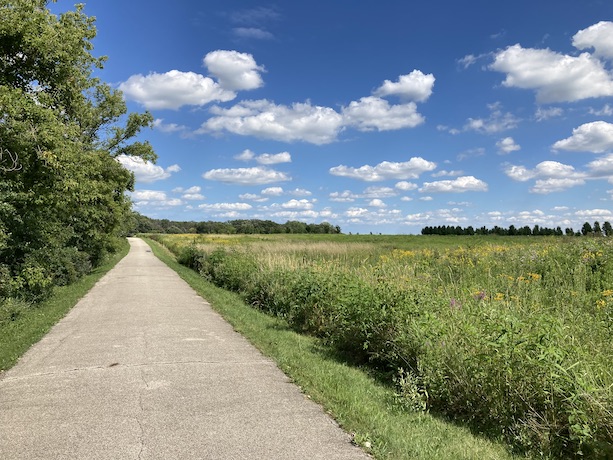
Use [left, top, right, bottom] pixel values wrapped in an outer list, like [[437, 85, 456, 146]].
[[0, 239, 130, 372], [144, 236, 528, 460]]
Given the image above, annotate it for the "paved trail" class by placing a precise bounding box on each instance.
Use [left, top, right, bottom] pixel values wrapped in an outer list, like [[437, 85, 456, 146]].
[[0, 238, 369, 459]]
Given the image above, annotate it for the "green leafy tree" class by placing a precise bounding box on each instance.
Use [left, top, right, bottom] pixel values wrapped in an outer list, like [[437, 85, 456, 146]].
[[0, 0, 155, 298]]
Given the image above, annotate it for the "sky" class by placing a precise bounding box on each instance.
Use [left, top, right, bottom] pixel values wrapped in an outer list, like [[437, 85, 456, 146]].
[[52, 1, 613, 234]]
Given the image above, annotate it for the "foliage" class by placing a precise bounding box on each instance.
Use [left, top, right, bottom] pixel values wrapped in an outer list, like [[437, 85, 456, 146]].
[[0, 1, 154, 300], [155, 233, 613, 458], [422, 222, 610, 237], [130, 212, 341, 235]]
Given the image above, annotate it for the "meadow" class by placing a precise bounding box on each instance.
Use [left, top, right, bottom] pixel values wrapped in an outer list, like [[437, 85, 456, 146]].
[[149, 233, 613, 458]]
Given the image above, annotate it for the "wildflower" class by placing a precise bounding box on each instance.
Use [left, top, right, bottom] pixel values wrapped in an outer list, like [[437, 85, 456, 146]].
[[450, 298, 462, 310], [493, 292, 505, 301], [527, 273, 541, 281], [596, 299, 606, 309], [473, 290, 486, 301], [602, 289, 613, 297]]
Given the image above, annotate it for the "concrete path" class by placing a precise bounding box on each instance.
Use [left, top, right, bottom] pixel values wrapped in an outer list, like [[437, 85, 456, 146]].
[[0, 238, 370, 459]]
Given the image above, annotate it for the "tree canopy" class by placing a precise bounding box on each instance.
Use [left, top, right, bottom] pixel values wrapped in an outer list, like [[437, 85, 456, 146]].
[[0, 0, 154, 299]]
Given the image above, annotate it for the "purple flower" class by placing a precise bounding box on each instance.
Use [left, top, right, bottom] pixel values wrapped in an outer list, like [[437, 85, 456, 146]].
[[474, 291, 486, 301], [450, 298, 462, 310]]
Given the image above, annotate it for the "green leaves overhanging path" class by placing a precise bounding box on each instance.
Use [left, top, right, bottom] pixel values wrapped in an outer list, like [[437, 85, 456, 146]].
[[0, 0, 155, 300]]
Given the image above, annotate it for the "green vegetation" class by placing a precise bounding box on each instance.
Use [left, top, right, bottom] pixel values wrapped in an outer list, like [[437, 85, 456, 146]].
[[131, 212, 341, 235], [145, 236, 525, 460], [150, 233, 613, 458], [1, 0, 155, 302], [0, 239, 129, 371]]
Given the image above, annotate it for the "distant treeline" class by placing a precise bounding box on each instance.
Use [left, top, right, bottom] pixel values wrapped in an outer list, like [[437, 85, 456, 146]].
[[131, 213, 342, 235], [421, 221, 613, 236]]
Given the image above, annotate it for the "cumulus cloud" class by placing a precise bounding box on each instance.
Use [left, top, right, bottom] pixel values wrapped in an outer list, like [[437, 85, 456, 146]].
[[373, 70, 435, 101], [463, 104, 520, 133], [153, 118, 188, 133], [587, 154, 613, 178], [535, 107, 563, 121], [256, 151, 291, 164], [198, 202, 252, 211], [200, 99, 344, 144], [289, 188, 312, 196], [119, 70, 235, 110], [280, 199, 314, 210], [130, 190, 183, 207], [504, 160, 587, 193], [342, 97, 424, 131], [329, 190, 358, 202], [202, 166, 291, 185], [395, 181, 418, 191], [329, 157, 436, 182], [368, 199, 387, 207], [117, 155, 180, 183], [572, 21, 613, 60], [362, 186, 397, 198], [497, 136, 521, 154], [431, 170, 463, 178], [490, 41, 613, 103], [420, 176, 488, 193], [261, 186, 284, 196], [552, 121, 613, 153], [203, 50, 264, 91]]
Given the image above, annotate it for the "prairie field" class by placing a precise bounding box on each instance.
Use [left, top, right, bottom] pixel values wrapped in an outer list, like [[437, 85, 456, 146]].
[[150, 233, 613, 458]]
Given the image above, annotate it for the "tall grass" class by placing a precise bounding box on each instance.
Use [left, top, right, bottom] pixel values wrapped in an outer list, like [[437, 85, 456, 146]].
[[150, 234, 613, 458]]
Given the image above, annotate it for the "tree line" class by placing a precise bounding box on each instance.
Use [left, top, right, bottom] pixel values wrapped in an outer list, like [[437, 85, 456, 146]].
[[421, 221, 613, 236], [130, 213, 342, 235], [1, 1, 155, 300]]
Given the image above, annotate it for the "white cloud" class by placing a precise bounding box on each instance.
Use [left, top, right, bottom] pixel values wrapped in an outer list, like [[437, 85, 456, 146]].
[[531, 178, 586, 194], [329, 157, 436, 182], [130, 190, 183, 207], [373, 70, 435, 101], [490, 43, 613, 103], [362, 186, 397, 198], [535, 107, 563, 121], [198, 202, 253, 211], [464, 104, 520, 133], [504, 160, 587, 193], [117, 155, 180, 183], [153, 118, 188, 133], [420, 176, 488, 193], [587, 154, 613, 178], [280, 199, 314, 210], [572, 21, 613, 60], [345, 207, 369, 217], [256, 151, 291, 164], [235, 149, 256, 161], [200, 99, 344, 144], [590, 104, 613, 116], [431, 170, 463, 178], [239, 193, 269, 202], [329, 190, 358, 202], [119, 70, 235, 110], [289, 188, 312, 196], [261, 186, 284, 196], [458, 54, 477, 69], [552, 121, 613, 153], [395, 181, 418, 191], [203, 50, 264, 91], [202, 166, 290, 185], [233, 27, 274, 40], [182, 192, 205, 200], [342, 97, 424, 131], [497, 136, 521, 154], [368, 199, 387, 207]]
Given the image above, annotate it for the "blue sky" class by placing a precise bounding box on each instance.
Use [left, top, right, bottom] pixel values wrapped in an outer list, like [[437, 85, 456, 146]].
[[54, 1, 613, 234]]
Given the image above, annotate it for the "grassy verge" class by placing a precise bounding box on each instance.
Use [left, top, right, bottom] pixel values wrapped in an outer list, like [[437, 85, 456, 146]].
[[0, 239, 130, 372], [144, 236, 528, 460]]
